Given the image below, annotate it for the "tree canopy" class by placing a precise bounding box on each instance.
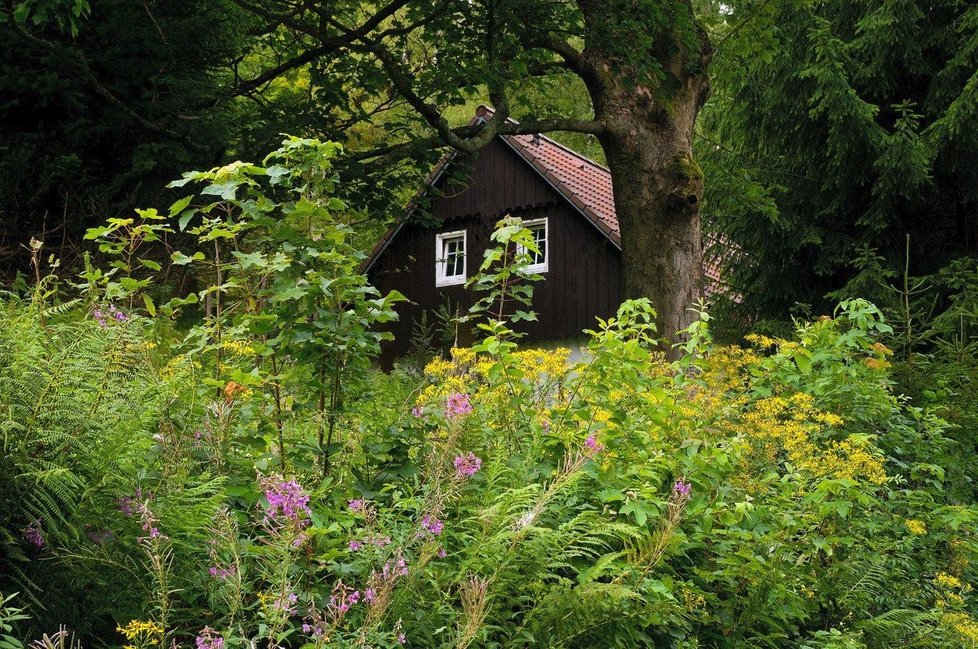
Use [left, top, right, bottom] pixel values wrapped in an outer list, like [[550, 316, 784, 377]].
[[701, 0, 978, 324]]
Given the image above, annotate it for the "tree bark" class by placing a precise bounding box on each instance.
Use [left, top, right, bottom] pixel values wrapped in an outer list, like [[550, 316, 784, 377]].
[[601, 108, 706, 356], [580, 1, 713, 357]]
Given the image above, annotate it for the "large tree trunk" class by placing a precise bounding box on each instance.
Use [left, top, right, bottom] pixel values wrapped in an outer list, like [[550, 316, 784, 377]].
[[601, 108, 706, 354], [581, 1, 712, 357]]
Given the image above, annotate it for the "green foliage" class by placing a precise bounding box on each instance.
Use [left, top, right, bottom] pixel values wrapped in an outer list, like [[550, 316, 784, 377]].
[[0, 593, 28, 649], [3, 273, 978, 646], [466, 215, 544, 329], [0, 0, 255, 276], [6, 138, 978, 648], [702, 0, 978, 325]]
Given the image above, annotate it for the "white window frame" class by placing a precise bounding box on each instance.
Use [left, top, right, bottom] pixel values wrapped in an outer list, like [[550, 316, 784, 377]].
[[517, 217, 549, 273], [435, 230, 467, 287]]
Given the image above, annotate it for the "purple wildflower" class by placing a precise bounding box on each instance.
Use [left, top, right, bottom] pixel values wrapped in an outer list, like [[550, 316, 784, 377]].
[[347, 498, 366, 514], [412, 406, 424, 418], [137, 501, 165, 542], [371, 535, 392, 547], [262, 476, 311, 526], [421, 514, 444, 536], [272, 591, 298, 616], [583, 434, 605, 458], [349, 539, 362, 552], [672, 480, 692, 499], [438, 547, 447, 558], [383, 556, 409, 578], [23, 520, 44, 548], [445, 392, 473, 421], [327, 581, 360, 620], [364, 588, 376, 603], [208, 565, 235, 579], [454, 452, 482, 479], [398, 633, 407, 645], [195, 627, 224, 649], [119, 487, 146, 517]]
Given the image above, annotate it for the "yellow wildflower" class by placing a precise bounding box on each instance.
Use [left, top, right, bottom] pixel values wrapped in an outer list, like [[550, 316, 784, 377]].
[[117, 620, 164, 647], [944, 612, 978, 644], [936, 572, 963, 590], [905, 519, 927, 535], [222, 339, 256, 356]]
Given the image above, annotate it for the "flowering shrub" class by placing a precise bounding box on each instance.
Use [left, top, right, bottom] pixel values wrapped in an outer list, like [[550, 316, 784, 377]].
[[4, 294, 978, 647], [2, 143, 977, 646]]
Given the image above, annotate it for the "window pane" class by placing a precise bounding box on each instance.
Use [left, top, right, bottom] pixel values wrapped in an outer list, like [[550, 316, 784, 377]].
[[528, 223, 546, 265], [442, 236, 464, 277], [534, 226, 546, 264]]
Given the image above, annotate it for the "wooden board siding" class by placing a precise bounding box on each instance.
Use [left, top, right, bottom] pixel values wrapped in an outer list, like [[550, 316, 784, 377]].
[[368, 138, 622, 365]]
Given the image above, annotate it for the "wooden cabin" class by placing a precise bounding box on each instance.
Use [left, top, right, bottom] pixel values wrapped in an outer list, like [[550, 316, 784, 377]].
[[364, 107, 722, 366]]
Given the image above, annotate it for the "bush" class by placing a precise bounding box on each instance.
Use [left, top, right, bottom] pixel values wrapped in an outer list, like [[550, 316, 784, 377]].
[[2, 140, 977, 647]]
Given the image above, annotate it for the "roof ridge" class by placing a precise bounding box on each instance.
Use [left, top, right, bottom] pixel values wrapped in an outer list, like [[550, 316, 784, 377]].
[[514, 131, 611, 174], [475, 104, 610, 174]]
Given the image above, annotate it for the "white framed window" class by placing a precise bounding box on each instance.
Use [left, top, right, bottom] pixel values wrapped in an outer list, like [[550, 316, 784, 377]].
[[435, 230, 467, 286], [517, 218, 548, 273]]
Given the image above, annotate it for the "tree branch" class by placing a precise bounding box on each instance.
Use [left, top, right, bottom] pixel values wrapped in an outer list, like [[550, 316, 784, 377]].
[[349, 116, 605, 164]]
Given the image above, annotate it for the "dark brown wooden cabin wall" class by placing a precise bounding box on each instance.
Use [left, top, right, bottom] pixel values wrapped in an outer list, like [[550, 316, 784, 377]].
[[368, 138, 622, 365]]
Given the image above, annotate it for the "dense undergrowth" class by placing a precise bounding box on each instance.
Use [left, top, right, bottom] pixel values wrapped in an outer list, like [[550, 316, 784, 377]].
[[2, 139, 978, 648]]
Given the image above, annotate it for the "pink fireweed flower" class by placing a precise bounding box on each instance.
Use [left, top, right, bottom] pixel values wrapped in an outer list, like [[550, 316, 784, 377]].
[[438, 547, 447, 558], [327, 581, 360, 620], [23, 519, 44, 548], [136, 501, 165, 542], [445, 392, 473, 421], [271, 591, 298, 616], [349, 539, 362, 552], [261, 476, 312, 526], [209, 565, 235, 579], [382, 555, 409, 578], [583, 434, 604, 457], [412, 405, 424, 418], [108, 304, 129, 323], [454, 452, 482, 478], [672, 479, 692, 499], [364, 587, 376, 603], [195, 627, 224, 649], [347, 498, 366, 514], [421, 514, 444, 536], [118, 486, 145, 517]]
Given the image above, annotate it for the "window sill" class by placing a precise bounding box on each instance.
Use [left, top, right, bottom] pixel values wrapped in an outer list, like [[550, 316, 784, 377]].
[[436, 276, 466, 287]]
